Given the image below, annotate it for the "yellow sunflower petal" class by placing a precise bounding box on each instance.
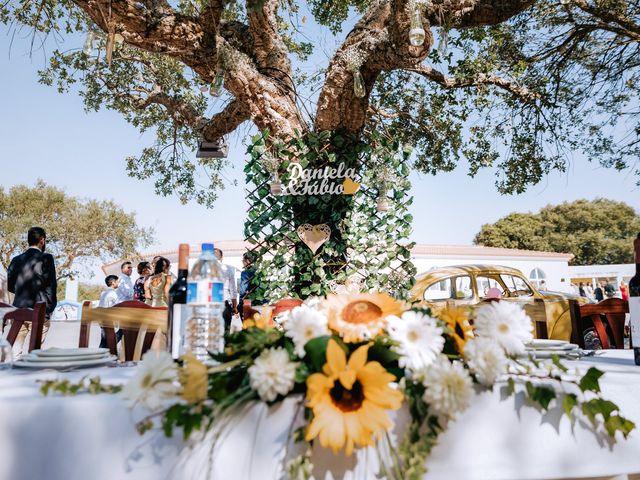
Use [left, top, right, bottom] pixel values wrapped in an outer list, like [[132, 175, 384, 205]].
[[338, 369, 357, 390], [324, 338, 346, 378], [347, 344, 369, 371]]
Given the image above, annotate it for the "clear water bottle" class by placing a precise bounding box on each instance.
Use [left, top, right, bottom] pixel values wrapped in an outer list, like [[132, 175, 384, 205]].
[[185, 243, 225, 361]]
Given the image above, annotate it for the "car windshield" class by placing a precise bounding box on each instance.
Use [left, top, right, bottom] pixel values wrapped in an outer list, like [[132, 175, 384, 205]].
[[500, 274, 534, 298]]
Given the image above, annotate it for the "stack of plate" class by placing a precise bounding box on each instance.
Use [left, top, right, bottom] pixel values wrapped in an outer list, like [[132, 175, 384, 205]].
[[14, 348, 116, 369], [524, 339, 582, 359]]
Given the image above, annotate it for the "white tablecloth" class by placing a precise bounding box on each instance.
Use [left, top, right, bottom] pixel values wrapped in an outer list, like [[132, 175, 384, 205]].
[[0, 351, 638, 480]]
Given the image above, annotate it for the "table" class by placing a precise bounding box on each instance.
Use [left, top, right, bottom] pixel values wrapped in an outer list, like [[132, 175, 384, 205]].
[[0, 351, 638, 480]]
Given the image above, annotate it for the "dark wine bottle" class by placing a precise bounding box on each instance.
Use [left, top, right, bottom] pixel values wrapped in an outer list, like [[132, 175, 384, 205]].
[[168, 243, 190, 359], [629, 233, 640, 365]]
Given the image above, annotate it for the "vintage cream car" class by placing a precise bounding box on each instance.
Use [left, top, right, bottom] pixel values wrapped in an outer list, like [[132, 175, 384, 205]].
[[410, 265, 585, 341]]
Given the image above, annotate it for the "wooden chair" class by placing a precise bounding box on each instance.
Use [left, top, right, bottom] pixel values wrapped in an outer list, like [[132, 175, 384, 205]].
[[80, 300, 168, 361], [2, 302, 46, 353], [569, 298, 629, 349]]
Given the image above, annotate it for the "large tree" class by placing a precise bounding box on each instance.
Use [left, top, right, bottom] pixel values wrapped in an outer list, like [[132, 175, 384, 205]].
[[473, 199, 640, 265], [0, 181, 153, 278], [3, 1, 639, 203]]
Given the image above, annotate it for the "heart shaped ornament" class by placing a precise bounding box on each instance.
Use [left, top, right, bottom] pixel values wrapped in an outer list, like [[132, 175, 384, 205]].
[[297, 224, 331, 254]]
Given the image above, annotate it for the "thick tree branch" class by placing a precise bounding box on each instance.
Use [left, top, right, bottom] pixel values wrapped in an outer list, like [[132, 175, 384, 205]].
[[572, 0, 640, 38], [435, 0, 536, 28], [72, 0, 206, 67], [201, 100, 251, 141], [407, 65, 540, 102]]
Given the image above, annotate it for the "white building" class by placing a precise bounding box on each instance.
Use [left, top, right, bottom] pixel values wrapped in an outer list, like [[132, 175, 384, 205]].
[[102, 241, 575, 293], [569, 264, 635, 289]]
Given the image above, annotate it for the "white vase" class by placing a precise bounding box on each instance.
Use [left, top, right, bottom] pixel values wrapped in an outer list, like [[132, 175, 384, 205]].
[[270, 181, 283, 195]]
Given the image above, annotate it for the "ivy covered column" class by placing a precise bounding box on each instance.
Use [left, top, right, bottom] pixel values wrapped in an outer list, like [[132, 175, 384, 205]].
[[244, 131, 416, 302]]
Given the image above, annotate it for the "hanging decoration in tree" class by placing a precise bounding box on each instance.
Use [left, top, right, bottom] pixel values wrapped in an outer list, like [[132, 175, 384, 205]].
[[377, 194, 389, 212], [209, 70, 224, 97], [409, 8, 426, 46], [344, 47, 367, 99], [83, 31, 95, 56], [105, 25, 116, 66]]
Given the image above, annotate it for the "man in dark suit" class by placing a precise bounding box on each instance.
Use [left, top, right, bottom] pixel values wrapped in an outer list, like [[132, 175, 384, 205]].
[[7, 227, 57, 356]]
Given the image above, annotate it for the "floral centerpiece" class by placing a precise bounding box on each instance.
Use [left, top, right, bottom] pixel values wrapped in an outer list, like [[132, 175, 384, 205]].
[[42, 293, 635, 479]]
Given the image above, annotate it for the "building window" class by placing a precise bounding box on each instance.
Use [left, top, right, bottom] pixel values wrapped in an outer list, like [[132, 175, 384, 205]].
[[529, 268, 546, 289]]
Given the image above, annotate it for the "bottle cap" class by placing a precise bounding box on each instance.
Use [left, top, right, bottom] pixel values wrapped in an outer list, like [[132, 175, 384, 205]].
[[202, 243, 214, 252]]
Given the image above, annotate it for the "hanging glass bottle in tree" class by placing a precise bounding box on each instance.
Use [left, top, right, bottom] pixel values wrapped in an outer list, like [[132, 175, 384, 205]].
[[409, 9, 426, 46], [83, 31, 95, 56], [210, 70, 224, 97]]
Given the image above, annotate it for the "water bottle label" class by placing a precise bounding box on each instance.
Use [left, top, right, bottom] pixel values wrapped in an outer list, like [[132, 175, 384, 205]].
[[187, 280, 225, 304]]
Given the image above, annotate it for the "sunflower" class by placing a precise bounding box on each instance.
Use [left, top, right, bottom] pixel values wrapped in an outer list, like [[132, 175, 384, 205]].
[[439, 306, 474, 354], [305, 339, 403, 455], [243, 306, 274, 330], [321, 292, 405, 342], [180, 354, 209, 403]]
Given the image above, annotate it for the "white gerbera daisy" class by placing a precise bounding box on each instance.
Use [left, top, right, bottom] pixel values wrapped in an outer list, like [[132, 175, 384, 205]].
[[464, 337, 508, 386], [387, 311, 445, 371], [120, 351, 180, 411], [421, 356, 474, 421], [248, 348, 299, 402], [284, 305, 330, 357], [474, 301, 533, 355]]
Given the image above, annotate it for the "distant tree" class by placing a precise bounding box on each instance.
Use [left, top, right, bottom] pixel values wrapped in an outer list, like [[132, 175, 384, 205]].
[[474, 199, 640, 265], [57, 282, 105, 302], [0, 181, 153, 279]]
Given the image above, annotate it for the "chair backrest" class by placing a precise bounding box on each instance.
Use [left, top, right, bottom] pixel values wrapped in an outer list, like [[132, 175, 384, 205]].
[[272, 298, 303, 316], [81, 300, 168, 361], [570, 298, 629, 349], [4, 302, 46, 352]]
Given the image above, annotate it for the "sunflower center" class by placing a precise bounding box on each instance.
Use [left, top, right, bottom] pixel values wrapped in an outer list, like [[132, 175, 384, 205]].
[[498, 323, 510, 334], [342, 301, 383, 324], [330, 380, 365, 412]]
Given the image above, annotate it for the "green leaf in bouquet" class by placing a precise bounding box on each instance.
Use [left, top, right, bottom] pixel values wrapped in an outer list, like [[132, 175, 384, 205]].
[[579, 367, 605, 393], [304, 335, 332, 371], [368, 335, 400, 367]]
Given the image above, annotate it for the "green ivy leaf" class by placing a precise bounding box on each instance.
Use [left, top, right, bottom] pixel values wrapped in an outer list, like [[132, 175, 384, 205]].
[[525, 381, 556, 410], [562, 393, 577, 419], [579, 367, 605, 393], [604, 415, 636, 439]]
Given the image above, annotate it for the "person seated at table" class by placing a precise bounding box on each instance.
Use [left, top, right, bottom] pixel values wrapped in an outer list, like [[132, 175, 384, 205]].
[[144, 257, 171, 307]]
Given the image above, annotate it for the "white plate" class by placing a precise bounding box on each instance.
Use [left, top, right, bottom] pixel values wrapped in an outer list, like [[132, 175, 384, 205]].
[[527, 339, 568, 348], [13, 355, 117, 370], [30, 348, 109, 358], [527, 343, 579, 351], [20, 352, 110, 363], [524, 350, 578, 359]]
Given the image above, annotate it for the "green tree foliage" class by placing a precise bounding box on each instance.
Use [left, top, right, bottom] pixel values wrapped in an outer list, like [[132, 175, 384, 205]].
[[0, 181, 154, 278], [5, 0, 638, 206], [474, 199, 640, 265]]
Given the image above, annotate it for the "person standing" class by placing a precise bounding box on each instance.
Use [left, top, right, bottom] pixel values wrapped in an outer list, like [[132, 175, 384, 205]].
[[6, 227, 57, 357], [239, 253, 256, 321], [133, 261, 151, 302], [579, 282, 587, 297], [214, 248, 238, 333], [620, 280, 629, 301], [144, 257, 172, 307], [99, 275, 120, 308], [116, 261, 134, 303], [594, 282, 604, 302]]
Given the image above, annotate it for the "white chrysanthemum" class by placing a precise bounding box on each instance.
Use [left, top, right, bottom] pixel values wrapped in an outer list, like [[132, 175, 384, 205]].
[[284, 305, 330, 357], [248, 348, 299, 402], [474, 301, 534, 355], [464, 337, 508, 386], [387, 311, 445, 371], [422, 356, 474, 420], [120, 351, 180, 411]]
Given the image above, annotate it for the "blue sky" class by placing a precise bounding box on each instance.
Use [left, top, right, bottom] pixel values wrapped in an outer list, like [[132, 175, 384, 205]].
[[1, 23, 639, 279]]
